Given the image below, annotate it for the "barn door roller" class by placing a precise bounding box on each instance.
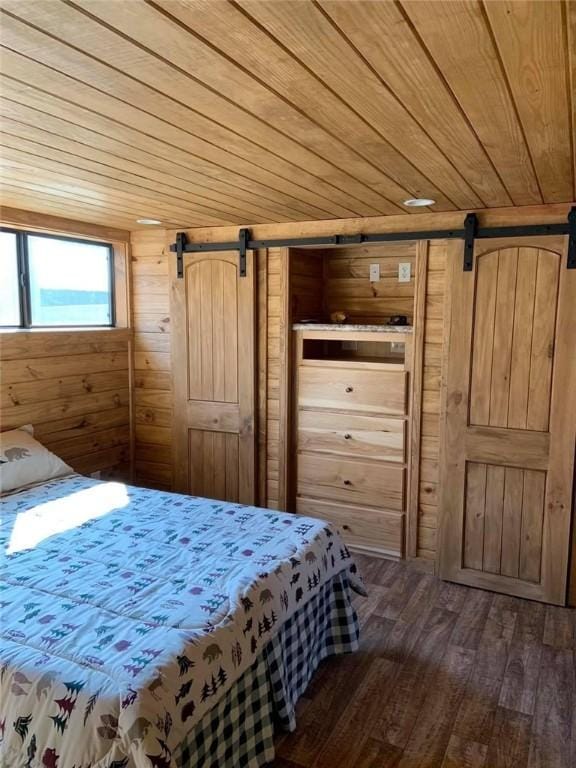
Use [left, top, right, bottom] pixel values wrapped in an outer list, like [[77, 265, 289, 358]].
[[462, 213, 478, 272], [568, 206, 576, 269], [171, 229, 249, 278], [170, 206, 576, 277]]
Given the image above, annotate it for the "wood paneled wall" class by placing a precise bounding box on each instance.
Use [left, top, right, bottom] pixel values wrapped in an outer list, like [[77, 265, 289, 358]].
[[132, 204, 573, 568], [323, 243, 416, 323], [130, 230, 173, 490], [130, 236, 432, 543], [0, 209, 133, 480], [413, 240, 452, 562], [0, 329, 132, 477]]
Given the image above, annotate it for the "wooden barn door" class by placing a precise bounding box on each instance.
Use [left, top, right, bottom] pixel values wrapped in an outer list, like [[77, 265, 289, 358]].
[[170, 250, 256, 503], [439, 235, 575, 605]]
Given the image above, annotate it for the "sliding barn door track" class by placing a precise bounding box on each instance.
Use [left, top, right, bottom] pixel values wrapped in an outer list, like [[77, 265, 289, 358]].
[[171, 205, 576, 277]]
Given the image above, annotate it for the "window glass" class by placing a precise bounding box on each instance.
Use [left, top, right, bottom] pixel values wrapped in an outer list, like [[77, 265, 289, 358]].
[[0, 232, 21, 326], [27, 236, 113, 326]]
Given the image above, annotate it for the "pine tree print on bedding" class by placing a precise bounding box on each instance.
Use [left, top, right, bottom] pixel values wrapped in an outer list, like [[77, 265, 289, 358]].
[[0, 475, 364, 767]]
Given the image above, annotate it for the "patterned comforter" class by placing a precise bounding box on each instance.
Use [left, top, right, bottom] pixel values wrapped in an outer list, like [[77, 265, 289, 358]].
[[0, 475, 363, 768]]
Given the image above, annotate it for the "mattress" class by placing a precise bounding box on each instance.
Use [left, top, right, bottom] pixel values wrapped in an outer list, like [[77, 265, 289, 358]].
[[0, 475, 363, 767]]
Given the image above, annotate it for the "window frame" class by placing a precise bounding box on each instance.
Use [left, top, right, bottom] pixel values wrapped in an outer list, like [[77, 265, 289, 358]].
[[0, 227, 116, 329]]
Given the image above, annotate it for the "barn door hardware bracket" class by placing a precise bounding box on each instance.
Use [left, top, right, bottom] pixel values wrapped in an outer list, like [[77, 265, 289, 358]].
[[567, 206, 576, 269], [463, 213, 478, 271], [174, 231, 188, 278], [238, 228, 249, 277]]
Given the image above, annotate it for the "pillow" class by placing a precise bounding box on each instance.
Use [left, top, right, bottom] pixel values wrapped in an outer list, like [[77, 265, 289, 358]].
[[0, 425, 73, 494]]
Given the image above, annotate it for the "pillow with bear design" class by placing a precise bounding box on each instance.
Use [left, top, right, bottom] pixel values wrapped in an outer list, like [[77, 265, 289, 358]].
[[0, 425, 73, 494]]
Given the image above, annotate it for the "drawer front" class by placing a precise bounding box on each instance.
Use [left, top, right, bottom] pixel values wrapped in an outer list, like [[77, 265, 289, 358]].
[[297, 453, 405, 510], [299, 366, 407, 415], [298, 410, 405, 462], [297, 497, 404, 557]]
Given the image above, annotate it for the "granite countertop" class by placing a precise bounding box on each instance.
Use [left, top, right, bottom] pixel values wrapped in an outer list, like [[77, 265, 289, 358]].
[[292, 323, 413, 333]]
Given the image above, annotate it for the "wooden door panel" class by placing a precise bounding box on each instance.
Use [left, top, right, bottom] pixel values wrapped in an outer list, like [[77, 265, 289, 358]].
[[463, 462, 546, 582], [439, 235, 574, 605], [508, 249, 538, 428], [469, 250, 498, 425], [489, 249, 517, 426], [186, 259, 239, 403], [171, 250, 255, 503], [501, 467, 523, 578], [527, 252, 559, 431], [189, 429, 240, 502], [469, 247, 560, 430]]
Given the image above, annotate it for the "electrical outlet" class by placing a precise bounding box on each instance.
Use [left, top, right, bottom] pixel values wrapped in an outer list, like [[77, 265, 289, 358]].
[[369, 263, 380, 282], [398, 262, 411, 282]]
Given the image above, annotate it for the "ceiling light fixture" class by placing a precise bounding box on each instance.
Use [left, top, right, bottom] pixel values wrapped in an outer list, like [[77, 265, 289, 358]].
[[137, 218, 162, 225], [403, 198, 436, 207]]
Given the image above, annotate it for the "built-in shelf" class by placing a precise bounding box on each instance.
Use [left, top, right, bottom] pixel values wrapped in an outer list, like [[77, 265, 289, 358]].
[[296, 327, 410, 370]]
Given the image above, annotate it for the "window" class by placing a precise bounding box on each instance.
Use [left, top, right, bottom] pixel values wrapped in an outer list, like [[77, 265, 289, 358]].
[[0, 230, 114, 328]]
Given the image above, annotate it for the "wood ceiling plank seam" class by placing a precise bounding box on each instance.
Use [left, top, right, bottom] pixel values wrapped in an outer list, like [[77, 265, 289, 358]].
[[0, 145, 249, 226], [311, 0, 485, 207], [0, 68, 345, 224], [399, 0, 543, 207], [0, 40, 344, 225], [477, 0, 544, 203], [0, 189, 173, 229], [233, 0, 476, 209], [0, 172, 201, 227], [22, 0, 393, 218], [318, 0, 513, 208], [562, 0, 576, 200], [145, 0, 444, 210], [0, 153, 249, 226], [0, 135, 278, 225], [0, 164, 237, 226], [0, 152, 240, 225], [0, 104, 322, 223], [68, 0, 415, 213], [3, 9, 344, 220], [390, 0, 516, 207], [60, 0, 391, 218], [0, 127, 281, 224], [1, 182, 191, 230], [482, 0, 572, 204]]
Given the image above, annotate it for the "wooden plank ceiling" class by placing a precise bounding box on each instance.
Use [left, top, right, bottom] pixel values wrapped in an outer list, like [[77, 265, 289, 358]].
[[0, 0, 574, 231]]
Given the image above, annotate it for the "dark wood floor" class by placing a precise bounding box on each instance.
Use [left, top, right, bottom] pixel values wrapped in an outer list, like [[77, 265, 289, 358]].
[[273, 554, 576, 768]]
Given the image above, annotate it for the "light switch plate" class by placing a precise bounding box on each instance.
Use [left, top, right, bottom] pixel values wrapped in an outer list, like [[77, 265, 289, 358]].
[[398, 262, 411, 282], [369, 263, 380, 282]]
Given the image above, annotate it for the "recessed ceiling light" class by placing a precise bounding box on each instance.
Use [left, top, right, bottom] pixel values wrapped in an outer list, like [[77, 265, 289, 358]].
[[403, 198, 436, 207], [137, 218, 162, 225]]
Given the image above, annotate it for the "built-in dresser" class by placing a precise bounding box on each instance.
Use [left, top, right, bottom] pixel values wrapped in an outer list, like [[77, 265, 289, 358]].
[[292, 324, 412, 558]]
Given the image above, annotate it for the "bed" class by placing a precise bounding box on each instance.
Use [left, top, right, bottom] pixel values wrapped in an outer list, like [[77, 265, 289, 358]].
[[0, 473, 364, 768]]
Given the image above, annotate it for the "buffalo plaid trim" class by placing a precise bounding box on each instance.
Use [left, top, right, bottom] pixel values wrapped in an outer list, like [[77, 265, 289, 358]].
[[174, 651, 275, 768], [264, 571, 360, 731], [174, 571, 360, 768]]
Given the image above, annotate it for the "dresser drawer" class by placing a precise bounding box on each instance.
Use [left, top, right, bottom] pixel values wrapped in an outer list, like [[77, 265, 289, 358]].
[[297, 453, 405, 510], [298, 410, 405, 462], [297, 497, 404, 557], [298, 367, 407, 415]]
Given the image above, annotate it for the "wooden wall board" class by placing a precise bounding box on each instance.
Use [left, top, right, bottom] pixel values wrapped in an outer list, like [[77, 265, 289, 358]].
[[0, 329, 132, 478]]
